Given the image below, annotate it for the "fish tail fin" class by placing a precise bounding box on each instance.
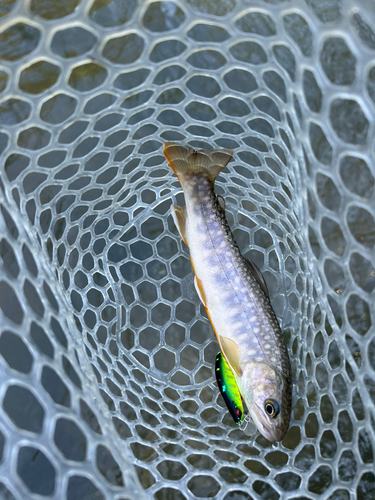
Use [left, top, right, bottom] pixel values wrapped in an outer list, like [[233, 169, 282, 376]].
[[164, 142, 233, 186]]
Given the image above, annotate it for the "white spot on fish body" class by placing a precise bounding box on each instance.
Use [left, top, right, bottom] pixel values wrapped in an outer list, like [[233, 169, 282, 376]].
[[224, 261, 231, 271], [209, 266, 221, 277], [200, 251, 214, 262], [229, 311, 242, 322]]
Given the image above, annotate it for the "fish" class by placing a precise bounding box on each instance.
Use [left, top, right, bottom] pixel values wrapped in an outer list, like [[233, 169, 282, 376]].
[[164, 142, 292, 442]]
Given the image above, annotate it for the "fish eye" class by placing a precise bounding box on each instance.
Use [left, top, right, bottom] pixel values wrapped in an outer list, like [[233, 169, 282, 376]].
[[264, 399, 280, 418]]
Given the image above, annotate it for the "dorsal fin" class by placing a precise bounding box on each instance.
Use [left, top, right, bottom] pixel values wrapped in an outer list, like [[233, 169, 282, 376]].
[[244, 258, 269, 296], [219, 336, 242, 377]]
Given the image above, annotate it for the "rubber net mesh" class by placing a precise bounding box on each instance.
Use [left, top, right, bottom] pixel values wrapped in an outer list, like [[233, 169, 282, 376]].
[[0, 0, 374, 499]]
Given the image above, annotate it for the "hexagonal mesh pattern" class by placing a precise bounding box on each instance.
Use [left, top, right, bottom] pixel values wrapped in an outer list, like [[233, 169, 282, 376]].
[[0, 0, 374, 499]]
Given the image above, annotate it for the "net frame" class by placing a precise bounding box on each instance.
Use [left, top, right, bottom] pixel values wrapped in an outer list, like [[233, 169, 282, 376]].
[[0, 0, 374, 499]]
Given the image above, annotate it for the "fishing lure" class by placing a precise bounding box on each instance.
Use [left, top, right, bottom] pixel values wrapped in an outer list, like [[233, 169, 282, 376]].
[[215, 351, 244, 425]]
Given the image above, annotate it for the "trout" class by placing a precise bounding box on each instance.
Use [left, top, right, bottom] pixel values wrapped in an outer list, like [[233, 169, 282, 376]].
[[164, 142, 292, 442]]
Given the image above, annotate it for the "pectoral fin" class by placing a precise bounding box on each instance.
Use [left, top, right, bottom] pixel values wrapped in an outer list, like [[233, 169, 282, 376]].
[[219, 336, 242, 377], [172, 205, 188, 247], [194, 275, 207, 308], [244, 258, 269, 296]]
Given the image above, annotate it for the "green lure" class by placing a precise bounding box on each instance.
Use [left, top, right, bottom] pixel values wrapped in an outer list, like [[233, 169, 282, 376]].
[[215, 352, 244, 425]]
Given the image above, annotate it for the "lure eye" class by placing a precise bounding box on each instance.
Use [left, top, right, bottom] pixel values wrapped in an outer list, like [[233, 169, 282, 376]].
[[235, 408, 242, 418], [264, 399, 280, 418]]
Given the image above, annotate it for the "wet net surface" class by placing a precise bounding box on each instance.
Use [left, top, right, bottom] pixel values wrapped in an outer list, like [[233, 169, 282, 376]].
[[0, 0, 374, 499]]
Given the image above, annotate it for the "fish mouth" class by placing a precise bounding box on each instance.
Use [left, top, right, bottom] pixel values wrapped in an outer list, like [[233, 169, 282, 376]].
[[249, 404, 286, 443], [261, 422, 286, 443]]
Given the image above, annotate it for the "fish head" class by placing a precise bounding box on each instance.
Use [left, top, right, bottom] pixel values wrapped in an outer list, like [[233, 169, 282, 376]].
[[239, 361, 291, 443]]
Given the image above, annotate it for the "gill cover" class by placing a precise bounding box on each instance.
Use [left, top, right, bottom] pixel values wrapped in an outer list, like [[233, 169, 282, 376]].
[[215, 352, 244, 425]]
